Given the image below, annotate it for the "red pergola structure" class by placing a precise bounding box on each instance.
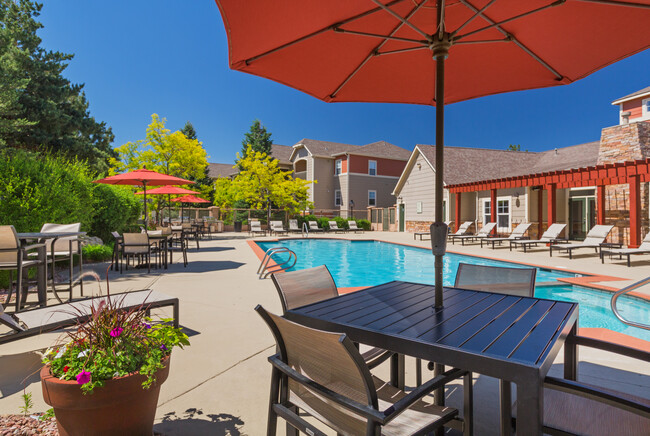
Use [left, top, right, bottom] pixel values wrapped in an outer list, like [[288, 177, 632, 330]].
[[446, 157, 650, 248]]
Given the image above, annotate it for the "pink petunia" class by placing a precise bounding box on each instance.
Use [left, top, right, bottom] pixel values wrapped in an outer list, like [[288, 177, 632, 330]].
[[76, 371, 91, 385], [110, 327, 124, 338]]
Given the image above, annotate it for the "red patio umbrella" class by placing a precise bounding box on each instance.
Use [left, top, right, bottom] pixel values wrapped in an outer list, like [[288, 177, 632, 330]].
[[171, 195, 211, 223], [215, 0, 650, 307], [94, 169, 194, 228], [135, 186, 200, 225]]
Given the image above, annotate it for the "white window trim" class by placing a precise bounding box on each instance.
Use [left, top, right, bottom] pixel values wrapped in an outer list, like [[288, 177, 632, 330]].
[[481, 198, 491, 226], [368, 190, 377, 207], [334, 190, 342, 206], [643, 98, 650, 120], [368, 160, 377, 176], [481, 197, 511, 232], [335, 159, 342, 176]]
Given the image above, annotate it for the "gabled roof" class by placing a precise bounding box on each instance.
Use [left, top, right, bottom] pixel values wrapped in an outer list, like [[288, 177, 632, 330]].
[[612, 86, 650, 105], [291, 138, 358, 159], [271, 144, 293, 166], [393, 141, 602, 195], [332, 140, 411, 161], [207, 163, 237, 179]]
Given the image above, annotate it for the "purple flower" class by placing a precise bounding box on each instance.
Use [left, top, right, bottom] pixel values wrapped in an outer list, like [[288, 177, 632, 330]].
[[160, 344, 168, 352], [143, 323, 152, 329], [76, 371, 91, 385], [110, 327, 123, 338]]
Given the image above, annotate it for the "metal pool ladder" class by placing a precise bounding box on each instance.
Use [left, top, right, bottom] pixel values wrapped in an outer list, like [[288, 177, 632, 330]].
[[302, 222, 309, 238], [611, 276, 650, 330], [257, 247, 297, 279]]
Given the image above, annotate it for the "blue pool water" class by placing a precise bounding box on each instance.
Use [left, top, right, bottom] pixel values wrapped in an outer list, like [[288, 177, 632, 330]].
[[257, 239, 650, 341]]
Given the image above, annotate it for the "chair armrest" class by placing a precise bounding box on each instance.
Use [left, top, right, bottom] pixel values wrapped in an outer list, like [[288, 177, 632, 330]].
[[268, 355, 385, 423], [567, 335, 650, 362], [544, 376, 650, 418], [382, 367, 467, 423], [20, 243, 46, 251]]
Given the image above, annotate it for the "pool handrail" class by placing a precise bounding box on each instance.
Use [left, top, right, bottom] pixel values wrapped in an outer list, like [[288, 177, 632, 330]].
[[611, 276, 650, 331], [257, 247, 298, 279], [302, 222, 308, 238]]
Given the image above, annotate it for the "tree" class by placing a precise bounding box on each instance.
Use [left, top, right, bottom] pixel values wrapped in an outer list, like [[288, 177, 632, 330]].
[[181, 121, 197, 141], [507, 144, 525, 151], [240, 119, 273, 159], [180, 121, 214, 204], [111, 114, 209, 222], [0, 0, 116, 172], [231, 145, 312, 222]]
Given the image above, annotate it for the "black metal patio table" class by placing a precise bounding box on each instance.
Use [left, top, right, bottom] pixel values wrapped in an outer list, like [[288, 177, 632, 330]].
[[285, 280, 579, 436]]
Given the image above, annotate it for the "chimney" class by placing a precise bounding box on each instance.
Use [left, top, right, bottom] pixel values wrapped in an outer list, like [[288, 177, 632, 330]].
[[621, 111, 631, 124]]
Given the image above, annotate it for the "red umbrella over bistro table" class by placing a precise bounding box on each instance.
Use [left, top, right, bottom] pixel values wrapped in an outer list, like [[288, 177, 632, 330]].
[[215, 0, 650, 308], [170, 195, 211, 223], [134, 186, 200, 224], [94, 169, 194, 228]]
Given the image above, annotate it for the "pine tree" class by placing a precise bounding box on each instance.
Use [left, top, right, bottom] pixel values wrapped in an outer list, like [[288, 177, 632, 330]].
[[181, 121, 197, 140], [240, 119, 273, 158]]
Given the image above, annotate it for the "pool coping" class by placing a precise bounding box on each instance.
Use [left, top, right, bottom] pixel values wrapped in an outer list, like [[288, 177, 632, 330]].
[[250, 237, 650, 351]]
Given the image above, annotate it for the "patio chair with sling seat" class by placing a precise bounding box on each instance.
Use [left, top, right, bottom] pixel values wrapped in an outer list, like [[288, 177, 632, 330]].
[[308, 221, 323, 232], [509, 223, 567, 252], [600, 232, 650, 267], [256, 305, 473, 436], [288, 219, 302, 233], [447, 221, 473, 243], [121, 233, 154, 273], [270, 221, 288, 236], [480, 222, 532, 249], [347, 221, 364, 233], [450, 222, 496, 246], [249, 220, 266, 237], [549, 224, 614, 259], [0, 226, 45, 312], [0, 290, 179, 345], [327, 221, 346, 233]]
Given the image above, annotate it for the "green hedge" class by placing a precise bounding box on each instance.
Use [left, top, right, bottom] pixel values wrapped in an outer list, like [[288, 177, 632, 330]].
[[0, 149, 140, 243]]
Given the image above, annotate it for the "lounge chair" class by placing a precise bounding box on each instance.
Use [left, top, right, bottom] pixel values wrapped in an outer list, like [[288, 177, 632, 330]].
[[327, 220, 346, 233], [249, 220, 266, 237], [0, 290, 179, 345], [513, 335, 650, 435], [288, 219, 302, 233], [307, 220, 323, 232], [451, 222, 496, 245], [347, 220, 364, 233], [270, 265, 392, 369], [256, 305, 472, 436], [549, 224, 614, 259], [509, 223, 567, 252], [480, 222, 532, 249], [269, 220, 288, 236], [601, 232, 650, 267], [446, 221, 473, 242]]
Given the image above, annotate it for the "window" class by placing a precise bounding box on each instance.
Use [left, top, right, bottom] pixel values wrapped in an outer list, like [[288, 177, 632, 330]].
[[334, 190, 342, 206], [368, 190, 376, 206], [368, 160, 377, 176], [482, 200, 491, 226], [335, 159, 342, 175], [497, 199, 510, 231], [644, 98, 650, 115]]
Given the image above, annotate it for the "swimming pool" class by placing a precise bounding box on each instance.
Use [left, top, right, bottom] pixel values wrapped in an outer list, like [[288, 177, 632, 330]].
[[257, 239, 650, 341]]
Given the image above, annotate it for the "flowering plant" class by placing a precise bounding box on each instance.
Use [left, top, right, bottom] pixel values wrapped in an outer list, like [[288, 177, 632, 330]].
[[42, 296, 189, 394]]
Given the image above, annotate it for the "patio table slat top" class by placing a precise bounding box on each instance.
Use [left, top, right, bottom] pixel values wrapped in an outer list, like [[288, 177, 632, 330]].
[[287, 280, 578, 368]]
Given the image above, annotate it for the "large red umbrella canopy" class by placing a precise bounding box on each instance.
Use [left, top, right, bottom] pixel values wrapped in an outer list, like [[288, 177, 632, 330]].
[[216, 0, 650, 105], [134, 186, 199, 195], [171, 195, 211, 204], [94, 169, 195, 228], [215, 0, 650, 308]]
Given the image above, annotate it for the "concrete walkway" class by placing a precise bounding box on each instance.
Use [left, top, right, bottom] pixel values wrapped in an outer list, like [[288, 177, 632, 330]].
[[1, 231, 648, 435]]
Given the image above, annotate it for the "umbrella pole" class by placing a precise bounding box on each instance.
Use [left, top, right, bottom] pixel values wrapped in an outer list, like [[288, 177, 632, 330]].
[[168, 194, 171, 225], [143, 181, 148, 230]]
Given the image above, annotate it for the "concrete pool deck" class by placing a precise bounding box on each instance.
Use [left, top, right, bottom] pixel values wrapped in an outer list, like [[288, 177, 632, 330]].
[[0, 230, 648, 434]]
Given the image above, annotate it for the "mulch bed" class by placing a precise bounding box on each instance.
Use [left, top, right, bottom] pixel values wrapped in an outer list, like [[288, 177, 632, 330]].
[[0, 415, 57, 435]]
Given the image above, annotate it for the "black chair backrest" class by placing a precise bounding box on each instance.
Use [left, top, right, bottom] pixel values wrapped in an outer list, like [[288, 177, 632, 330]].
[[455, 263, 536, 297]]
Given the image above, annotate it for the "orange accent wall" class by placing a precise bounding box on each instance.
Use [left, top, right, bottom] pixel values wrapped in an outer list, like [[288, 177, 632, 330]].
[[340, 157, 348, 174], [348, 155, 406, 177], [622, 99, 643, 120]]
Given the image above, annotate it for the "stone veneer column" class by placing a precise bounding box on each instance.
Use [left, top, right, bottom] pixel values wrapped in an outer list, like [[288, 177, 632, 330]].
[[597, 122, 650, 245]]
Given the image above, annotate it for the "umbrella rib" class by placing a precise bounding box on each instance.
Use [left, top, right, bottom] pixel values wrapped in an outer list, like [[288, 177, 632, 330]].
[[369, 0, 431, 40], [330, 0, 427, 99], [454, 1, 565, 42], [457, 0, 564, 80], [451, 0, 498, 37], [333, 28, 428, 45], [243, 0, 409, 65], [376, 45, 430, 56], [575, 0, 650, 9], [454, 38, 512, 45]]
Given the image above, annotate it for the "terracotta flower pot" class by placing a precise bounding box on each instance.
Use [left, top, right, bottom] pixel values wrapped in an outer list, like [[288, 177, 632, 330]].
[[41, 356, 170, 436]]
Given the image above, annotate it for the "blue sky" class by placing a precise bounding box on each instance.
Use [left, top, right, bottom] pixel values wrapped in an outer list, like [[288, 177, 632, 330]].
[[39, 0, 650, 165]]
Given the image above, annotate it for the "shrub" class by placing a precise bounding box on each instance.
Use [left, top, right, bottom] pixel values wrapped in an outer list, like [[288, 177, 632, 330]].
[[316, 217, 330, 230], [332, 216, 348, 229], [90, 184, 141, 243], [82, 244, 114, 263], [355, 219, 371, 230]]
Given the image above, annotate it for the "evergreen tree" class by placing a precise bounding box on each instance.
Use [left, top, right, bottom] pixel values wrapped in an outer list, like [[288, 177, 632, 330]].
[[181, 121, 197, 140], [240, 119, 273, 158], [0, 0, 116, 172]]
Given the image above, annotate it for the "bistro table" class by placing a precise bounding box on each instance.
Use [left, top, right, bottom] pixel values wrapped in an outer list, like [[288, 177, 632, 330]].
[[17, 231, 86, 306], [285, 281, 579, 436]]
